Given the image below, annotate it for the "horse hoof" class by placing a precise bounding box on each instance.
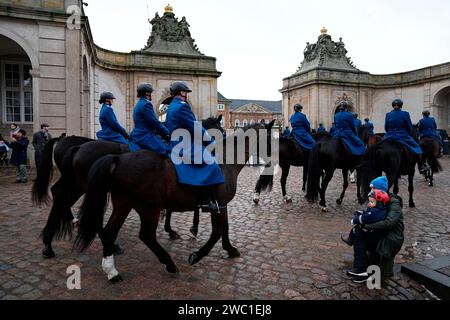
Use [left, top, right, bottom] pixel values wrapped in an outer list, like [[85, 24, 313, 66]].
[[188, 252, 201, 265], [321, 207, 329, 212], [227, 248, 241, 258], [169, 231, 181, 240], [336, 199, 342, 205], [253, 198, 259, 205], [113, 244, 125, 256], [109, 274, 123, 283], [190, 227, 198, 238], [42, 247, 55, 259], [166, 264, 179, 274], [284, 196, 292, 203], [409, 202, 415, 208]]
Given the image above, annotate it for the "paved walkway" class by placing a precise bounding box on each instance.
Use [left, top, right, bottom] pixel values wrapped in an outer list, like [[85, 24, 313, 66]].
[[1, 158, 449, 300]]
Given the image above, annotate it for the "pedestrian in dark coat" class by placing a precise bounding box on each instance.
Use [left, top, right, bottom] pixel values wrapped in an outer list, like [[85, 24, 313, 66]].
[[32, 123, 52, 168], [9, 129, 29, 183]]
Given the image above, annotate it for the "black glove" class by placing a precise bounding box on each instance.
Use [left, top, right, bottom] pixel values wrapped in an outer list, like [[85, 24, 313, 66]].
[[123, 132, 130, 140], [163, 134, 171, 142]]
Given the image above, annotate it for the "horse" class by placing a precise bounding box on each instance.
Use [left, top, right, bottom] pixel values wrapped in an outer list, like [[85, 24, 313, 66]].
[[412, 124, 442, 187], [73, 121, 275, 282], [253, 136, 309, 204], [359, 140, 417, 207], [305, 132, 363, 211], [34, 116, 224, 258]]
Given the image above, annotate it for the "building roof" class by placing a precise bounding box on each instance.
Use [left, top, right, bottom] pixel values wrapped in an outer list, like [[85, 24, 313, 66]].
[[218, 92, 232, 103], [229, 99, 282, 114]]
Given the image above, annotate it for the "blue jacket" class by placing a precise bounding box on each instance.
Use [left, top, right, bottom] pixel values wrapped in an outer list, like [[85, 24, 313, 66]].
[[384, 109, 422, 154], [352, 206, 388, 225], [418, 116, 442, 146], [96, 104, 128, 144], [166, 97, 224, 186], [317, 124, 326, 133], [129, 97, 170, 155], [332, 111, 365, 155], [363, 120, 374, 135], [9, 137, 29, 166], [290, 112, 315, 151], [283, 128, 291, 138], [354, 118, 362, 133]]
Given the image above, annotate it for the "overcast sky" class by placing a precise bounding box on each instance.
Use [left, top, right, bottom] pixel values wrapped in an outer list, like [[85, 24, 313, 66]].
[[84, 0, 450, 101]]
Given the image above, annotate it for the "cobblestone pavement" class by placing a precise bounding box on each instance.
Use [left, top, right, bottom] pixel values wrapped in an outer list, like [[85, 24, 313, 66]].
[[1, 157, 449, 300]]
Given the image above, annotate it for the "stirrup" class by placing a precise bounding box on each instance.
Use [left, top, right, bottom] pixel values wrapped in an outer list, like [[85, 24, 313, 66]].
[[200, 200, 220, 214]]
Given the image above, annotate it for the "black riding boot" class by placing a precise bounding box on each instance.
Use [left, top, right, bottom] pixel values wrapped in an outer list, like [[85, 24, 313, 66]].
[[199, 187, 219, 213]]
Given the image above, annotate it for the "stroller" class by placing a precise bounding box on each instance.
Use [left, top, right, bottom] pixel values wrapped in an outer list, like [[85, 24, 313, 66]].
[[0, 146, 8, 166]]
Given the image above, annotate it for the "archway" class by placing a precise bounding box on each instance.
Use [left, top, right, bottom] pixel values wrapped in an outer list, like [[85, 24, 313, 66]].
[[432, 86, 450, 130], [0, 34, 34, 132]]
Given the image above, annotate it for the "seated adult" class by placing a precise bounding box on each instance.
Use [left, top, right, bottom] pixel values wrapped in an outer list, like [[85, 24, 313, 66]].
[[96, 92, 129, 144], [290, 104, 315, 151], [317, 123, 326, 133], [347, 176, 405, 283], [282, 126, 291, 139], [129, 83, 170, 154], [331, 101, 365, 156], [419, 110, 443, 148], [363, 118, 374, 136]]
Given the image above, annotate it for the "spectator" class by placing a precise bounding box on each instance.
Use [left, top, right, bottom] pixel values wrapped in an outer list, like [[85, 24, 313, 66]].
[[10, 123, 20, 139], [10, 129, 30, 183], [32, 123, 52, 168]]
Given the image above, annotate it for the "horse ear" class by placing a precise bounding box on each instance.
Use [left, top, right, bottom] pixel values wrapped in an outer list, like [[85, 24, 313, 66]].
[[267, 120, 276, 130], [217, 114, 223, 123]]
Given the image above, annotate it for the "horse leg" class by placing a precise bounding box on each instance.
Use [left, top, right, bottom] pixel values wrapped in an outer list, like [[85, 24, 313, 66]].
[[281, 165, 292, 202], [302, 162, 308, 192], [336, 168, 349, 205], [163, 209, 181, 240], [319, 169, 334, 211], [136, 205, 178, 274], [429, 171, 434, 187], [190, 208, 200, 237], [189, 211, 225, 265], [393, 176, 399, 195], [98, 197, 131, 282], [408, 171, 415, 208], [220, 207, 240, 258]]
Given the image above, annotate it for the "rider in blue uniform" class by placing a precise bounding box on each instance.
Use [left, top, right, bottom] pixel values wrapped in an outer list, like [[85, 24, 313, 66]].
[[418, 110, 443, 147], [353, 113, 362, 133], [129, 83, 170, 155], [282, 127, 291, 139], [96, 92, 129, 144], [317, 123, 326, 133], [384, 99, 425, 173], [329, 122, 336, 135], [363, 118, 374, 135], [166, 82, 224, 213], [290, 104, 315, 151], [332, 101, 365, 155]]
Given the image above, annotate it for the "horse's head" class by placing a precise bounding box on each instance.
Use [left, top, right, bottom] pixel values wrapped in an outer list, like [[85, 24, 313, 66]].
[[202, 115, 224, 134]]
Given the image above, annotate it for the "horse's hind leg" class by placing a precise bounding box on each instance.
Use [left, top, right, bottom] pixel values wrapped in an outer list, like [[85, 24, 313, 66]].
[[280, 165, 292, 202], [189, 211, 225, 265], [221, 207, 240, 258], [98, 197, 131, 282], [190, 209, 200, 237], [302, 162, 308, 192], [319, 169, 334, 211], [163, 209, 181, 240], [408, 171, 415, 208], [336, 169, 349, 205], [136, 206, 178, 274]]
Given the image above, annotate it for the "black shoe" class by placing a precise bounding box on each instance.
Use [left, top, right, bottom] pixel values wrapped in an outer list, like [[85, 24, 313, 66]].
[[346, 268, 368, 277], [200, 201, 219, 213], [340, 234, 353, 246], [352, 274, 370, 283]]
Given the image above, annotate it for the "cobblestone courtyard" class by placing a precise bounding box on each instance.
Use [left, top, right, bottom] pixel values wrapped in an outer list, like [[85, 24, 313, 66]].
[[1, 157, 449, 300]]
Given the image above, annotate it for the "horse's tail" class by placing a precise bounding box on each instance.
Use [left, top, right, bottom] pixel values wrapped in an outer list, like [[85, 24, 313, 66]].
[[306, 143, 321, 202], [426, 150, 442, 173], [32, 138, 60, 205], [254, 162, 274, 193], [74, 155, 119, 252]]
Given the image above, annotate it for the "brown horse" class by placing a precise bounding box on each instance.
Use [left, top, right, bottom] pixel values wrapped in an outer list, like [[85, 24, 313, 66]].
[[74, 121, 274, 282]]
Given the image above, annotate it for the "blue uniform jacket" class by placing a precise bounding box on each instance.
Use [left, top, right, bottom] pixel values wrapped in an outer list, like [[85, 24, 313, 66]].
[[317, 125, 326, 133], [9, 137, 29, 166], [129, 97, 170, 155], [283, 128, 291, 138], [418, 117, 442, 146], [354, 118, 362, 133], [332, 111, 365, 155], [363, 121, 374, 135], [290, 112, 315, 151], [166, 97, 224, 186], [384, 109, 422, 154], [96, 104, 128, 144]]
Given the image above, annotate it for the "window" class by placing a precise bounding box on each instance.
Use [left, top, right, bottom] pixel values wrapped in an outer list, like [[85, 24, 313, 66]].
[[217, 104, 225, 111], [234, 119, 240, 127], [220, 117, 225, 127], [2, 62, 33, 123], [250, 119, 255, 125], [242, 119, 248, 127]]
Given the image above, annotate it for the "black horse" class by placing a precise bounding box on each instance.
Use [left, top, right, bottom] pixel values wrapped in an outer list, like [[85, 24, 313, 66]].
[[412, 124, 442, 187], [73, 121, 274, 281], [34, 116, 224, 258], [359, 140, 417, 208], [305, 132, 362, 211], [253, 136, 309, 204]]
